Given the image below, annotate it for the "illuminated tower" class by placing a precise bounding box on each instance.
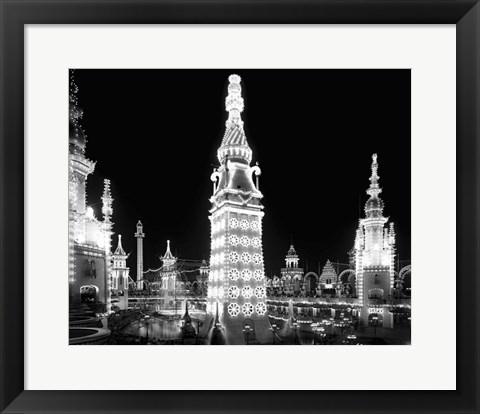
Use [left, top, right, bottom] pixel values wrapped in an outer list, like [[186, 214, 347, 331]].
[[159, 240, 178, 312], [280, 244, 303, 294], [355, 154, 396, 327], [68, 70, 96, 270], [134, 220, 145, 290], [111, 235, 130, 310], [68, 70, 112, 314], [208, 74, 269, 344]]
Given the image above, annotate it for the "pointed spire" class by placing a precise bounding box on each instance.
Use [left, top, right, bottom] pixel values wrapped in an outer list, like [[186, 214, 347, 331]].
[[225, 74, 244, 130], [366, 153, 382, 198], [364, 153, 385, 217], [69, 69, 87, 154], [101, 179, 113, 221], [114, 234, 127, 256], [217, 74, 252, 165], [161, 240, 176, 268]]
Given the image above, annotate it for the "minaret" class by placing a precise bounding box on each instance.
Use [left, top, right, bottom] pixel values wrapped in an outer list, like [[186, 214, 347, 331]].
[[111, 235, 130, 310], [208, 74, 269, 344], [134, 220, 145, 290], [355, 154, 396, 327]]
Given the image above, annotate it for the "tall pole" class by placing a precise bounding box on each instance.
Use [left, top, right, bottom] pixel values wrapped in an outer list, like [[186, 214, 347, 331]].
[[135, 221, 145, 290]]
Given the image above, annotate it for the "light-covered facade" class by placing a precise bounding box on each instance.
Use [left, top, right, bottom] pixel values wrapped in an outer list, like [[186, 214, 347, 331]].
[[207, 74, 270, 344], [354, 154, 396, 327], [68, 70, 113, 314]]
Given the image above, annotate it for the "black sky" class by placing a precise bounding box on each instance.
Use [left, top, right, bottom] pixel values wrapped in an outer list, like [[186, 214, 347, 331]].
[[74, 69, 411, 277]]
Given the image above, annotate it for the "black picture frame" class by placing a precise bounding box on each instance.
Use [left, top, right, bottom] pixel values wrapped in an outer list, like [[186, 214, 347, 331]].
[[0, 1, 478, 413]]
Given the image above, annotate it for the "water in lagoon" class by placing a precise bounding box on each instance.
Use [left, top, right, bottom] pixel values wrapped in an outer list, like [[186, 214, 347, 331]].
[[126, 318, 183, 340]]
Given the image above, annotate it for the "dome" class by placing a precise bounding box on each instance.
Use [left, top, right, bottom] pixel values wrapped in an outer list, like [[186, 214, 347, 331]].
[[365, 196, 384, 213]]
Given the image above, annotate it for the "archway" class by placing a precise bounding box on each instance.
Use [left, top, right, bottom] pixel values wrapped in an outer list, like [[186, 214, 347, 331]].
[[399, 265, 411, 298], [304, 272, 318, 296], [338, 269, 356, 296], [80, 285, 99, 303]]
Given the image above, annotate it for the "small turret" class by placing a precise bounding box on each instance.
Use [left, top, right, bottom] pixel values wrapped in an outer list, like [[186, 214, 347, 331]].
[[161, 240, 177, 269]]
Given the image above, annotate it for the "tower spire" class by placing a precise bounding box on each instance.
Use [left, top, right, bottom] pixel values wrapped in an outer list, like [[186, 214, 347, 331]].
[[366, 153, 382, 198], [114, 234, 126, 255], [225, 74, 244, 130], [101, 179, 113, 222], [217, 74, 252, 165], [161, 239, 176, 268]]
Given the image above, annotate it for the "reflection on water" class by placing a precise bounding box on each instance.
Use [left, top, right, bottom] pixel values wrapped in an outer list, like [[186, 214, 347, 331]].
[[124, 319, 183, 340]]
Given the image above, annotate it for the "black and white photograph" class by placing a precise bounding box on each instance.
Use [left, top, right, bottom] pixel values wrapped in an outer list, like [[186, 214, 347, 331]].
[[68, 69, 411, 345]]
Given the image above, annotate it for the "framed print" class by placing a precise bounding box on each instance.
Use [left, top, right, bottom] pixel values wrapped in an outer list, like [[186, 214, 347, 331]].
[[0, 1, 478, 413]]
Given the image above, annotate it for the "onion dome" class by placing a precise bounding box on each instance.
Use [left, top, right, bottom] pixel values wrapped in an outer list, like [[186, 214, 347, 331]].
[[365, 197, 385, 214], [364, 154, 385, 217], [217, 75, 253, 165]]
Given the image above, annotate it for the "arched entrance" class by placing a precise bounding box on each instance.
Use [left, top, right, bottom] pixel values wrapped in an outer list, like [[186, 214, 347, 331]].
[[338, 269, 356, 296], [80, 285, 99, 303], [399, 265, 411, 298], [304, 272, 318, 296]]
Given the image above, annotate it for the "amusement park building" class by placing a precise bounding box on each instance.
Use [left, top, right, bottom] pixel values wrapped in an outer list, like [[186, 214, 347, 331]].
[[266, 154, 411, 329], [68, 71, 114, 315]]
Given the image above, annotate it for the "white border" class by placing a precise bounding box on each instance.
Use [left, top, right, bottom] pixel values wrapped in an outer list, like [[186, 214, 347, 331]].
[[25, 25, 456, 390]]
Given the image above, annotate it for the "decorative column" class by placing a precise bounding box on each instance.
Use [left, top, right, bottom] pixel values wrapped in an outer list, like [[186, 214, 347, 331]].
[[135, 220, 145, 290]]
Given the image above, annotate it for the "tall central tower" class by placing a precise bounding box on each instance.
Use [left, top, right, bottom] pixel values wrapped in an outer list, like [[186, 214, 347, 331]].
[[354, 154, 396, 327], [208, 74, 270, 344]]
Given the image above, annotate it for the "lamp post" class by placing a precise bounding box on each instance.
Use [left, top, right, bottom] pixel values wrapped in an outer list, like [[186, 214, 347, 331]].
[[270, 323, 279, 345], [242, 324, 253, 345]]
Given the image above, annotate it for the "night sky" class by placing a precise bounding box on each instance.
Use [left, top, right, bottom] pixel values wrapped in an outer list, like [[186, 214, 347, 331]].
[[74, 69, 411, 277]]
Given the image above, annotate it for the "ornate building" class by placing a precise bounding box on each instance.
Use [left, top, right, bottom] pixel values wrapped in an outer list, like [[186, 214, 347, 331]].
[[354, 153, 397, 327], [111, 235, 130, 310], [68, 70, 113, 314], [280, 244, 304, 295], [207, 74, 269, 344], [266, 154, 410, 336]]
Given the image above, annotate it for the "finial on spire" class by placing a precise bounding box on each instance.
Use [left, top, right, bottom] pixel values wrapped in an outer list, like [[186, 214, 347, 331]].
[[101, 179, 113, 221], [225, 74, 244, 129], [366, 153, 382, 198]]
